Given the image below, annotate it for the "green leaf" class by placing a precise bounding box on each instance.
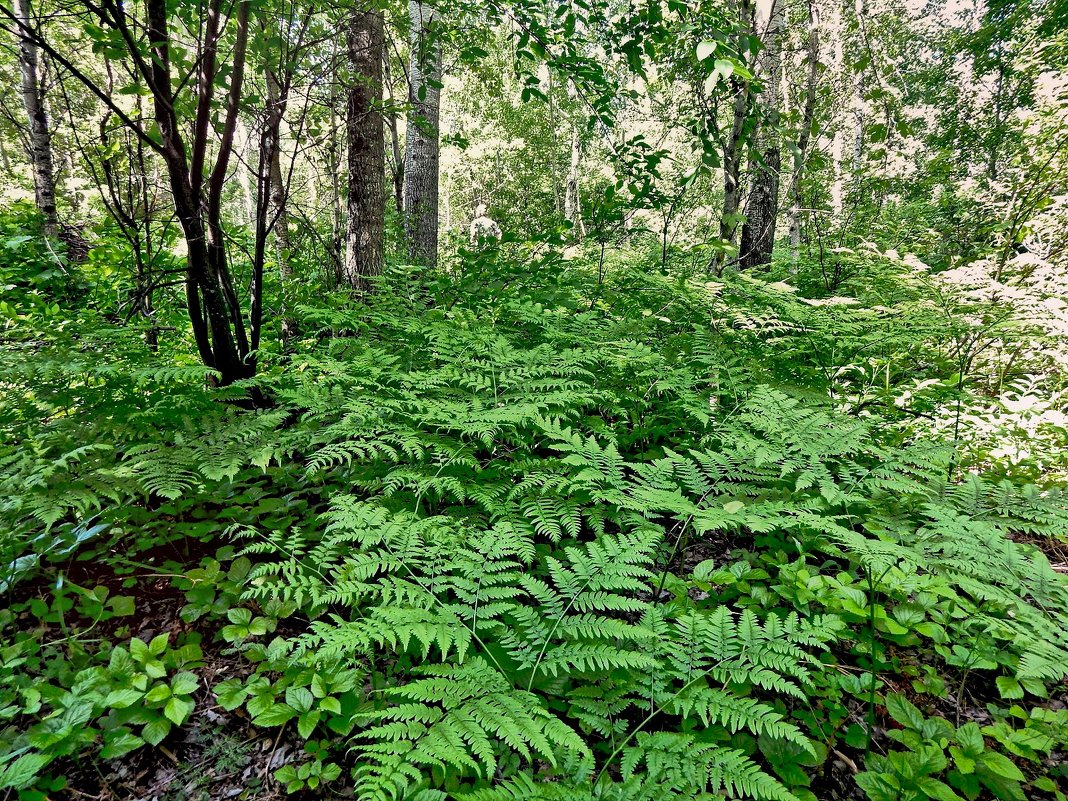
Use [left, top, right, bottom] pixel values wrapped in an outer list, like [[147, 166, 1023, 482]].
[[170, 671, 199, 696], [996, 676, 1024, 700], [108, 596, 136, 616], [149, 633, 170, 655], [105, 688, 143, 709], [954, 722, 984, 756], [214, 679, 246, 711], [696, 40, 716, 61], [227, 608, 252, 626], [129, 638, 150, 663], [915, 777, 966, 801], [884, 693, 926, 731], [101, 731, 145, 759], [285, 687, 314, 713], [142, 717, 171, 746], [164, 695, 195, 726], [145, 683, 171, 703], [949, 746, 976, 775], [253, 703, 297, 727], [979, 750, 1025, 781], [297, 709, 321, 739], [0, 753, 51, 790]]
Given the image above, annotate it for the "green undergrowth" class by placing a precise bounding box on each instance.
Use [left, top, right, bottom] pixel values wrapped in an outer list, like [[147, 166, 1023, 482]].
[[2, 230, 1068, 799]]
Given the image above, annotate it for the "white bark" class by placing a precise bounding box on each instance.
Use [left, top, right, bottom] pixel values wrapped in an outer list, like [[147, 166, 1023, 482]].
[[15, 0, 58, 236], [403, 0, 442, 268]]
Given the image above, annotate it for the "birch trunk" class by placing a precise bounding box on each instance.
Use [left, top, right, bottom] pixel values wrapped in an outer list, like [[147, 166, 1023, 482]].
[[15, 0, 58, 236], [403, 0, 442, 268], [830, 1, 845, 220], [788, 0, 820, 262], [739, 0, 785, 269], [564, 84, 585, 241]]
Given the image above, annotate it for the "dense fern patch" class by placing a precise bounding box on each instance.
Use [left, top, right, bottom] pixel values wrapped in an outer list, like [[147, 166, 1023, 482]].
[[2, 243, 1068, 799]]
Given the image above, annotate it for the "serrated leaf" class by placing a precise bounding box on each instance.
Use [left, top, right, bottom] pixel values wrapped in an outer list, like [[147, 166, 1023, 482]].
[[253, 703, 297, 727], [0, 753, 51, 790], [297, 710, 321, 739], [101, 731, 145, 759], [142, 717, 171, 745], [164, 695, 195, 726], [285, 687, 314, 713], [105, 688, 143, 709], [171, 672, 199, 696]]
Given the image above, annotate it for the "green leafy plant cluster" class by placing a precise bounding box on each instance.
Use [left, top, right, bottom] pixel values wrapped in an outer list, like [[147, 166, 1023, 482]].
[[2, 227, 1067, 799]]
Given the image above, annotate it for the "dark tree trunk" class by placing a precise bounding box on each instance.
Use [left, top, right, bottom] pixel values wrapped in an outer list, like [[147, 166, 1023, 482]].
[[344, 8, 386, 292], [739, 0, 784, 269], [147, 0, 254, 385], [403, 0, 441, 268], [14, 0, 58, 236], [714, 0, 754, 273], [3, 0, 259, 388], [384, 55, 405, 215], [263, 64, 295, 343]]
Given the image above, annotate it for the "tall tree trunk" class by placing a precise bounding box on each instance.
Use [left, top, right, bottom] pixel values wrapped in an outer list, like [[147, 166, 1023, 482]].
[[830, 1, 845, 220], [264, 65, 295, 342], [851, 0, 866, 176], [988, 46, 1004, 181], [325, 39, 345, 284], [788, 0, 820, 262], [14, 0, 58, 236], [403, 0, 441, 268], [714, 0, 754, 273], [344, 8, 385, 291], [739, 0, 785, 269], [383, 55, 404, 214], [564, 85, 585, 241], [148, 0, 254, 385]]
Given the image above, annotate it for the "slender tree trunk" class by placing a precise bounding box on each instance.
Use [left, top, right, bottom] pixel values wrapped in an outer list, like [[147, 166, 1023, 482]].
[[344, 8, 386, 291], [788, 0, 820, 262], [147, 0, 254, 385], [851, 3, 865, 175], [403, 0, 441, 268], [383, 55, 404, 214], [15, 0, 58, 236], [236, 116, 256, 224], [264, 65, 295, 342], [325, 41, 345, 284], [739, 0, 784, 269], [830, 1, 845, 220], [989, 47, 1004, 181], [714, 0, 754, 273]]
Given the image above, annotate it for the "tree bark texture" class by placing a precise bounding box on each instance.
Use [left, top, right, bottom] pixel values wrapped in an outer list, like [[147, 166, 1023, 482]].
[[403, 0, 441, 268], [344, 8, 386, 291], [788, 0, 820, 261], [15, 0, 58, 236], [714, 0, 754, 273], [264, 65, 295, 342], [739, 0, 785, 269], [564, 85, 585, 241]]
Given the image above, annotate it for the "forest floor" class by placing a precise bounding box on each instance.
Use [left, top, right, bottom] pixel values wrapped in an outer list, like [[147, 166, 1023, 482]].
[[16, 529, 1068, 800]]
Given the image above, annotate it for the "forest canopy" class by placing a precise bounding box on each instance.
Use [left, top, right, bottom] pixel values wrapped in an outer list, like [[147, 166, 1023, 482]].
[[2, 0, 1068, 799]]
